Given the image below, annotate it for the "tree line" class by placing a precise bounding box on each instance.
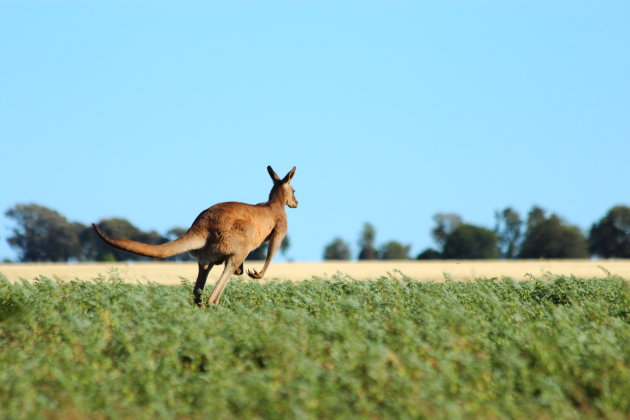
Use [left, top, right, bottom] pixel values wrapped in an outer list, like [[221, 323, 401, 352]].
[[323, 205, 630, 260], [2, 203, 288, 262], [2, 203, 629, 262]]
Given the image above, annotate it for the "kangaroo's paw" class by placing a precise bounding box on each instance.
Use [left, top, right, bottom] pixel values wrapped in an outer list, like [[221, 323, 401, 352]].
[[234, 263, 244, 276], [247, 269, 264, 280]]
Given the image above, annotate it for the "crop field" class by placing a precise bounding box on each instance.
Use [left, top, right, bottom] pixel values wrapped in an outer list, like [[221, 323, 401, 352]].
[[1, 270, 629, 419], [2, 259, 630, 284]]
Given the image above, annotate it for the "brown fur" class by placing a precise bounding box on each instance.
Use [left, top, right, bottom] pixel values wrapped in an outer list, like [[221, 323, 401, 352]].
[[93, 166, 298, 305]]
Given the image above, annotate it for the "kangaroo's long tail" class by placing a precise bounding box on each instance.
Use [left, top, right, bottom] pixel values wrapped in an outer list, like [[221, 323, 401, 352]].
[[92, 223, 206, 258]]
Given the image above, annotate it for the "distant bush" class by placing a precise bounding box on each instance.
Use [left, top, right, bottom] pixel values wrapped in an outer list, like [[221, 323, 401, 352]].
[[357, 222, 378, 260], [519, 207, 588, 258], [416, 247, 442, 260], [442, 224, 499, 259], [323, 237, 351, 260], [379, 240, 411, 259], [589, 205, 630, 258]]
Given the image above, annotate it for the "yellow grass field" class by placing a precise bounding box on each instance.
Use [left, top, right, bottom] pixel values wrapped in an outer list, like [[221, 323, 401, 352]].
[[1, 260, 629, 284]]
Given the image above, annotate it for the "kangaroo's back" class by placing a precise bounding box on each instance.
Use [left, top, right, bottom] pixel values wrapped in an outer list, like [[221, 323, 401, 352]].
[[191, 201, 281, 257]]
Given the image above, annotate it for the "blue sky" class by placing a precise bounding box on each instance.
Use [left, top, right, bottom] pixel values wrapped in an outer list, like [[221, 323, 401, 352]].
[[1, 1, 629, 262]]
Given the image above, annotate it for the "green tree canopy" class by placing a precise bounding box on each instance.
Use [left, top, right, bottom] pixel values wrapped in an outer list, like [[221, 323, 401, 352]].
[[323, 238, 351, 260], [357, 222, 378, 260], [83, 218, 149, 261], [589, 205, 630, 258], [280, 235, 291, 256], [495, 207, 522, 259], [246, 236, 290, 261], [519, 207, 588, 259], [165, 227, 194, 261], [167, 227, 188, 239], [379, 241, 410, 260], [246, 244, 268, 261], [431, 213, 462, 250], [416, 248, 442, 260], [442, 224, 499, 259], [5, 203, 83, 262]]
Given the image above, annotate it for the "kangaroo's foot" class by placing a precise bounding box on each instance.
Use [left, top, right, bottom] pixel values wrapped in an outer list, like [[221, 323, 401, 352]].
[[193, 287, 209, 307], [247, 268, 265, 280], [234, 263, 244, 276]]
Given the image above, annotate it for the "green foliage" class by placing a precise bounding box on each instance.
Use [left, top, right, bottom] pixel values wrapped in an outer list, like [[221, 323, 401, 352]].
[[245, 236, 290, 261], [495, 207, 523, 259], [246, 243, 268, 260], [431, 213, 463, 249], [323, 237, 351, 260], [443, 224, 499, 259], [4, 203, 185, 263], [520, 207, 589, 259], [416, 247, 442, 260], [358, 222, 378, 260], [280, 235, 291, 256], [0, 274, 629, 419], [83, 218, 155, 262], [379, 240, 410, 259], [166, 227, 195, 261], [358, 244, 378, 260], [5, 203, 83, 262], [589, 205, 630, 258], [167, 227, 188, 239]]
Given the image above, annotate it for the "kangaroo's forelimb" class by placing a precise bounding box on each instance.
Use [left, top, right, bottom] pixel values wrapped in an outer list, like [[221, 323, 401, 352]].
[[247, 229, 285, 280]]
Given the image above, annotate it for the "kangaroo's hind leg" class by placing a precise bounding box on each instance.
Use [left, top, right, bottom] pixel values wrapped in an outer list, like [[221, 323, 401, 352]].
[[234, 263, 244, 276], [193, 263, 213, 307], [208, 255, 246, 305]]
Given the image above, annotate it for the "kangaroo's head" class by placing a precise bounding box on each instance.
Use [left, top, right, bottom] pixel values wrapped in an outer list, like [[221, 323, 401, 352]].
[[267, 166, 298, 208]]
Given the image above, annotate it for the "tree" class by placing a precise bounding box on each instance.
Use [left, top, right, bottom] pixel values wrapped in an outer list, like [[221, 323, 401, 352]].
[[247, 244, 267, 260], [442, 224, 499, 259], [417, 248, 442, 260], [379, 241, 410, 260], [132, 229, 171, 261], [136, 230, 169, 247], [167, 227, 188, 239], [83, 218, 148, 261], [357, 222, 378, 260], [166, 227, 194, 261], [589, 205, 630, 258], [431, 213, 462, 250], [519, 207, 588, 259], [323, 238, 351, 260], [526, 206, 546, 233], [247, 236, 290, 261], [494, 207, 522, 259], [5, 203, 83, 262], [280, 235, 291, 256]]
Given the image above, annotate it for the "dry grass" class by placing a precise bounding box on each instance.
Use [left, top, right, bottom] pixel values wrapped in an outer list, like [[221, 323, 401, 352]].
[[1, 259, 629, 284]]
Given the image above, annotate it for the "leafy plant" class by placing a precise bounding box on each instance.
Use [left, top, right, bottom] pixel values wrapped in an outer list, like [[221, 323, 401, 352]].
[[0, 273, 629, 419]]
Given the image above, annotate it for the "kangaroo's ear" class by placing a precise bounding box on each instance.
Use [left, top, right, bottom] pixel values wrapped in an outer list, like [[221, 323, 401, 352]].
[[282, 166, 297, 184], [267, 166, 281, 182]]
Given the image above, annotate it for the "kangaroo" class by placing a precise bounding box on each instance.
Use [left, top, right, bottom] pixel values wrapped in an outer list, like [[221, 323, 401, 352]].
[[92, 166, 298, 305]]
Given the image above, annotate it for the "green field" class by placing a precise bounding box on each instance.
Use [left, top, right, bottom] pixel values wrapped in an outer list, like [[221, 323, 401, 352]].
[[1, 273, 629, 419]]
